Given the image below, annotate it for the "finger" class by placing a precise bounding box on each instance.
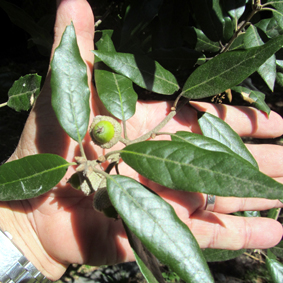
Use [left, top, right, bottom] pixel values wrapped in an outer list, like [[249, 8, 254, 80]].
[[247, 144, 283, 178], [213, 196, 283, 214], [188, 210, 283, 249], [189, 101, 283, 138]]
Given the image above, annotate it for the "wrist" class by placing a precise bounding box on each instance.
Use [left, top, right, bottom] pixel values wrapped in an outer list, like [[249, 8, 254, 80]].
[[0, 201, 67, 281]]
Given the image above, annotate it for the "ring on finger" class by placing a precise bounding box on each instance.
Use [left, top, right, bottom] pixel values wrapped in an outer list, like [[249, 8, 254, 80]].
[[205, 195, 216, 211]]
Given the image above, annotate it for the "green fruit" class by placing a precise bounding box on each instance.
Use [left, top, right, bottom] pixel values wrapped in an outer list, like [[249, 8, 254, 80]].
[[92, 121, 115, 143], [89, 115, 122, 149]]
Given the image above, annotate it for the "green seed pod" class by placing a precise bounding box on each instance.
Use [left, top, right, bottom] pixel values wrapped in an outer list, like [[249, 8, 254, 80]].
[[93, 187, 118, 219], [89, 115, 122, 149]]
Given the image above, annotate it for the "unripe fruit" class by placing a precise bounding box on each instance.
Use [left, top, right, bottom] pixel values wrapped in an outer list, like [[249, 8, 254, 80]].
[[93, 187, 118, 219], [92, 121, 115, 143], [89, 115, 122, 149]]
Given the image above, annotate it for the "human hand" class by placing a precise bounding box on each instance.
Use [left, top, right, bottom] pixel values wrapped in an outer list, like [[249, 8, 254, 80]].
[[1, 0, 283, 281]]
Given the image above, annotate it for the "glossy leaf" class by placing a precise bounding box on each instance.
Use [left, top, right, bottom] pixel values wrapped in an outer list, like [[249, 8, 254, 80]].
[[95, 32, 137, 120], [51, 22, 90, 142], [0, 154, 70, 201], [7, 74, 41, 111], [190, 0, 225, 42], [92, 50, 179, 95], [223, 0, 246, 25], [121, 141, 283, 198], [266, 257, 283, 283], [123, 223, 165, 283], [267, 0, 283, 30], [181, 35, 283, 99], [202, 249, 245, 262], [255, 17, 283, 38], [107, 175, 213, 283], [197, 112, 258, 167], [171, 131, 237, 156], [184, 27, 221, 53], [232, 85, 270, 115], [244, 25, 276, 91]]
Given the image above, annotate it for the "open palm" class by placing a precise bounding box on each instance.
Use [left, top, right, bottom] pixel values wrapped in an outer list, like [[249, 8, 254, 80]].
[[3, 0, 283, 280]]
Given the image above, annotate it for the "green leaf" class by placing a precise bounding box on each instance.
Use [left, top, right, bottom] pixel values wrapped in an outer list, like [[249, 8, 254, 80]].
[[0, 0, 52, 55], [171, 131, 237, 156], [181, 35, 283, 99], [270, 240, 283, 258], [149, 47, 206, 72], [123, 223, 165, 283], [267, 208, 281, 219], [255, 17, 283, 38], [266, 257, 283, 283], [202, 248, 245, 262], [51, 22, 90, 142], [232, 85, 271, 115], [190, 0, 225, 42], [267, 0, 283, 30], [7, 74, 41, 111], [197, 112, 258, 168], [244, 25, 276, 91], [95, 70, 138, 121], [107, 175, 213, 283], [222, 0, 246, 25], [0, 154, 70, 201], [183, 27, 221, 53], [121, 141, 283, 199], [121, 0, 163, 44], [92, 50, 179, 95], [94, 32, 137, 121]]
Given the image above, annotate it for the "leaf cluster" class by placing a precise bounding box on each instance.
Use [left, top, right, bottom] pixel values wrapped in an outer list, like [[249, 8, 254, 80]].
[[2, 1, 283, 282]]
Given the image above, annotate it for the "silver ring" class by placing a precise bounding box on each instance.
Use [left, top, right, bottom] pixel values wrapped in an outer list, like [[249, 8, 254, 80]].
[[205, 195, 216, 211]]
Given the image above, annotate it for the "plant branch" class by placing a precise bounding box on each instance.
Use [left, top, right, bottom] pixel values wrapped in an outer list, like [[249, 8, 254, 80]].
[[127, 100, 187, 145], [0, 102, 7, 108], [220, 3, 262, 53]]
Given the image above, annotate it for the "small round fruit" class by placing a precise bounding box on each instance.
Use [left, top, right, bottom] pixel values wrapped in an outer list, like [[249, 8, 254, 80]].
[[92, 121, 115, 143], [89, 115, 122, 149]]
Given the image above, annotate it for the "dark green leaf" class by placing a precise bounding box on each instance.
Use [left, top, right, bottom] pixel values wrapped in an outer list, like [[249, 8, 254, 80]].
[[267, 0, 283, 30], [270, 240, 283, 258], [266, 257, 283, 283], [0, 154, 70, 201], [232, 85, 270, 115], [255, 17, 283, 38], [149, 47, 206, 71], [181, 35, 283, 99], [107, 175, 213, 283], [190, 0, 225, 42], [121, 0, 163, 44], [51, 22, 90, 142], [95, 70, 137, 121], [244, 25, 276, 91], [7, 74, 41, 111], [121, 141, 283, 199], [197, 112, 258, 167], [94, 32, 137, 121], [183, 27, 221, 53], [202, 249, 245, 262], [222, 0, 246, 24], [123, 223, 165, 283], [171, 131, 237, 156], [95, 30, 115, 52], [0, 0, 52, 55], [92, 50, 179, 95], [229, 33, 245, 50]]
